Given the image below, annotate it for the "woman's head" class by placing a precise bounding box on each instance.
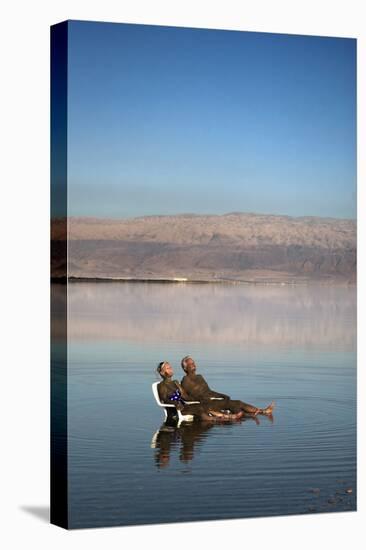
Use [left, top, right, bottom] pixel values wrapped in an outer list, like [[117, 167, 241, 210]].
[[157, 361, 173, 379]]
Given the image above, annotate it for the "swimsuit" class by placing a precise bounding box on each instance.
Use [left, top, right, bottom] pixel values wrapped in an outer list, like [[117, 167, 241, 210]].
[[168, 388, 186, 405]]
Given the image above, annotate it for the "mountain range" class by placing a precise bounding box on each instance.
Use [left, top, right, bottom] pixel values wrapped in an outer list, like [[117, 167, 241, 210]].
[[51, 212, 356, 284]]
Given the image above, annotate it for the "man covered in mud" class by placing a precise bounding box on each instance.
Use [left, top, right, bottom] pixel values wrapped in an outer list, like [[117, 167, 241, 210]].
[[180, 356, 274, 416]]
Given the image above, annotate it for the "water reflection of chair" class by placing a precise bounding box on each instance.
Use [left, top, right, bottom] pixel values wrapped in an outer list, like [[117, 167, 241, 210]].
[[151, 420, 216, 469], [152, 382, 200, 425]]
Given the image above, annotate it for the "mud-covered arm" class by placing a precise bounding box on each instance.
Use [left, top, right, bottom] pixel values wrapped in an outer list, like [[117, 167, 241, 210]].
[[203, 376, 230, 399], [174, 381, 196, 401], [157, 383, 171, 404], [207, 389, 230, 399]]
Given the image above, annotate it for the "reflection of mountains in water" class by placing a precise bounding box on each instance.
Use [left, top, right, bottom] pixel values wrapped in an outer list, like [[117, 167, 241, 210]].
[[56, 283, 356, 349]]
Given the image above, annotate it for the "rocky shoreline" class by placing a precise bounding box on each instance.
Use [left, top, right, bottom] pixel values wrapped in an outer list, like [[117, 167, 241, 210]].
[[51, 275, 356, 286]]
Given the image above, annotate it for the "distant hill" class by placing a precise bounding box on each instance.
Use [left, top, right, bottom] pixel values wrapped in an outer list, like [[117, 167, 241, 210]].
[[51, 213, 356, 284]]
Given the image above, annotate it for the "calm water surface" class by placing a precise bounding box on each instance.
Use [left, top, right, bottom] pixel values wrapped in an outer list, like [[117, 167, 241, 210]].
[[61, 282, 356, 528]]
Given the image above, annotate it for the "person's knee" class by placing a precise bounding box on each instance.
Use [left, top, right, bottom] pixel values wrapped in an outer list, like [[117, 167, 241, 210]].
[[229, 400, 243, 413]]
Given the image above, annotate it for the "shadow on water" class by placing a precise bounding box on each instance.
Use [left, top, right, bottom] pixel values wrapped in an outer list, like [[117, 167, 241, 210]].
[[151, 415, 273, 469], [20, 506, 49, 523]]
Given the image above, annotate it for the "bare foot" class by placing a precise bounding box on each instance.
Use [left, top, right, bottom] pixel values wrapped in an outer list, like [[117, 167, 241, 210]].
[[261, 401, 275, 415]]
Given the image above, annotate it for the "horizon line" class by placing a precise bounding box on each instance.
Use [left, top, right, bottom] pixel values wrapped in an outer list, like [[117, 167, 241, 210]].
[[51, 210, 357, 222]]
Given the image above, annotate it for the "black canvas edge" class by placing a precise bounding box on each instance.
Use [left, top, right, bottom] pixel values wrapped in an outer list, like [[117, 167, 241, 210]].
[[50, 20, 68, 529]]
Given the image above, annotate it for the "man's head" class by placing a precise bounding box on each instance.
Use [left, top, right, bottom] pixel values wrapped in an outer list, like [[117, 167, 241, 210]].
[[181, 355, 197, 375]]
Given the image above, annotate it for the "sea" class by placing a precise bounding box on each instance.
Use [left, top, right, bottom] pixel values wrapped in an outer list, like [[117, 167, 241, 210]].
[[53, 281, 356, 528]]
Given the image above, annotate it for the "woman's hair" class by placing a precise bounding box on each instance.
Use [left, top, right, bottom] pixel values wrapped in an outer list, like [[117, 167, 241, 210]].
[[156, 361, 168, 378]]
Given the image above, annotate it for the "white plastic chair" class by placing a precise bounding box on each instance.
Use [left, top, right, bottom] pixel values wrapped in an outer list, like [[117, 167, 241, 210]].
[[152, 382, 201, 425]]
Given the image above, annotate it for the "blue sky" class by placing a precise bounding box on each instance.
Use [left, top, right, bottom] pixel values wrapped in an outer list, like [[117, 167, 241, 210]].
[[67, 20, 356, 219]]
